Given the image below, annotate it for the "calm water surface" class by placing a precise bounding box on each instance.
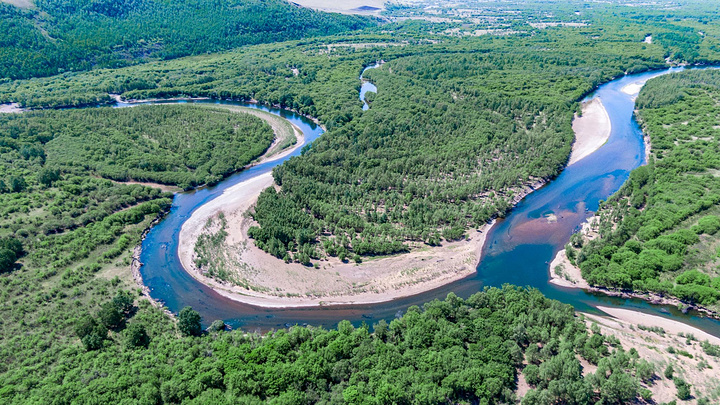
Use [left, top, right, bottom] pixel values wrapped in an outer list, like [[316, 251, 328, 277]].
[[138, 68, 720, 336]]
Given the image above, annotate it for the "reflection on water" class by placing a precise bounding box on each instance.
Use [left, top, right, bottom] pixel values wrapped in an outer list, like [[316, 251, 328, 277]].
[[138, 69, 720, 337]]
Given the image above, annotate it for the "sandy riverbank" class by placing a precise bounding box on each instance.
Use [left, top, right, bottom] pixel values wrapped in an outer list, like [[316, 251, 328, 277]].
[[549, 249, 590, 288], [568, 98, 611, 166], [596, 306, 720, 345], [584, 309, 720, 404]]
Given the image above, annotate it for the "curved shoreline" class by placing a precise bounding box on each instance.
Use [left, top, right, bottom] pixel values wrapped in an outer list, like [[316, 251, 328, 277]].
[[178, 161, 545, 308], [568, 98, 612, 166], [177, 155, 509, 307], [548, 67, 720, 322], [127, 101, 305, 311]]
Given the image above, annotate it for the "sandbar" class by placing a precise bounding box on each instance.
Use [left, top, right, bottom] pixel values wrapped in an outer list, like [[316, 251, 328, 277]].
[[568, 98, 611, 166]]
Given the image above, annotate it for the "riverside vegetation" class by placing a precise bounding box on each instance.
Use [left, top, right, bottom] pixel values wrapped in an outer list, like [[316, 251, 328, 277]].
[[2, 0, 720, 402], [4, 16, 716, 265], [0, 104, 274, 271], [571, 70, 720, 313], [0, 0, 374, 80], [0, 285, 672, 404]]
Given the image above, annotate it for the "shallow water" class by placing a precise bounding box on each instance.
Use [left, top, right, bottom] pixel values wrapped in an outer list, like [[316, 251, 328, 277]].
[[359, 63, 380, 110], [137, 68, 720, 336]]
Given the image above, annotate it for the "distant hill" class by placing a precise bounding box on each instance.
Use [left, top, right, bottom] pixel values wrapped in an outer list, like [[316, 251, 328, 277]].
[[0, 0, 376, 80]]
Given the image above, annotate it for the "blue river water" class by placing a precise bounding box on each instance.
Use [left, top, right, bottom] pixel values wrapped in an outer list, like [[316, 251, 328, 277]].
[[137, 67, 720, 336], [359, 62, 380, 110]]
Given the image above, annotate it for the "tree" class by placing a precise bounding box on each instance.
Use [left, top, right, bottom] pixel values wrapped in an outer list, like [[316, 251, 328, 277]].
[[81, 329, 107, 351], [9, 176, 26, 193], [75, 315, 108, 351], [98, 301, 124, 329], [125, 323, 150, 349], [0, 249, 16, 273], [112, 290, 135, 315], [38, 168, 60, 187], [0, 238, 23, 257], [75, 315, 99, 340], [178, 306, 202, 336]]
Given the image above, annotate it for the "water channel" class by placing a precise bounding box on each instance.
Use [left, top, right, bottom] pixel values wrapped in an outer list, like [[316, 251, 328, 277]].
[[136, 66, 720, 336]]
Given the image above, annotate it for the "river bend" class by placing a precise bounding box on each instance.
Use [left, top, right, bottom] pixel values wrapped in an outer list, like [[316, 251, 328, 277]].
[[136, 68, 720, 336]]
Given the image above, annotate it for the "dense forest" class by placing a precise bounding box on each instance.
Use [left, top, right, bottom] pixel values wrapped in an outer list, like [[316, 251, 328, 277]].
[[0, 0, 374, 80], [2, 1, 720, 402], [0, 104, 273, 275], [2, 17, 717, 263], [4, 105, 275, 189], [0, 286, 661, 404], [572, 70, 720, 311]]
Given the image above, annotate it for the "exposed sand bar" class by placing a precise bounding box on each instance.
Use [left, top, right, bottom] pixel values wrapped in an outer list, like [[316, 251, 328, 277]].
[[568, 98, 611, 166], [596, 306, 720, 346], [181, 199, 495, 308], [584, 311, 720, 403], [177, 108, 507, 307], [621, 81, 646, 96], [548, 249, 590, 289], [0, 103, 23, 113]]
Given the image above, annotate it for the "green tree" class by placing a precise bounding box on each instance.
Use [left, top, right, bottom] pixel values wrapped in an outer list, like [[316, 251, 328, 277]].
[[0, 249, 16, 273], [178, 306, 202, 336], [98, 301, 124, 329], [112, 290, 135, 315], [9, 176, 26, 193], [38, 168, 60, 187], [125, 323, 150, 349], [75, 315, 108, 351]]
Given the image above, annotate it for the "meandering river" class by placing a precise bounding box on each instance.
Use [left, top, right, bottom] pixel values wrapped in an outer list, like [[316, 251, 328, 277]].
[[137, 67, 720, 336]]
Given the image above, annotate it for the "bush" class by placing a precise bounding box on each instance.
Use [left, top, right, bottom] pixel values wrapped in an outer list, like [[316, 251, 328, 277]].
[[209, 320, 227, 332], [698, 216, 720, 235], [673, 378, 691, 400], [664, 364, 674, 379]]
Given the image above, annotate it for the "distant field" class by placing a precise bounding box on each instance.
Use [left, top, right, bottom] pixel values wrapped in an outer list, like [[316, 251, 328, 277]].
[[290, 0, 385, 15], [1, 0, 33, 8]]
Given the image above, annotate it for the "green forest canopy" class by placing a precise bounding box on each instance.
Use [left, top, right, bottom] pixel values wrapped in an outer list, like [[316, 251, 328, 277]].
[[0, 286, 659, 404], [0, 0, 375, 80], [0, 104, 274, 272]]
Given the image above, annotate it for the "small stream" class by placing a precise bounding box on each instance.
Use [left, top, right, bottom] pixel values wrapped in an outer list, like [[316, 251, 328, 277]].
[[135, 67, 720, 336]]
